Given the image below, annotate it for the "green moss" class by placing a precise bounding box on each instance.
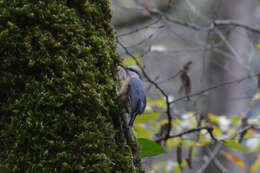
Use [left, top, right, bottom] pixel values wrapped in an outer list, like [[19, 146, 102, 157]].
[[0, 0, 137, 172]]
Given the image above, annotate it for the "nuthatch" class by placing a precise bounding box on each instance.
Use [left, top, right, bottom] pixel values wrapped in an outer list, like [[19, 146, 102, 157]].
[[117, 66, 146, 126]]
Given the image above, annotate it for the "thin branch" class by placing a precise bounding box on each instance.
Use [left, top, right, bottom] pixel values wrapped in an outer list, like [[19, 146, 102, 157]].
[[134, 3, 260, 34], [116, 17, 162, 37], [213, 28, 250, 73], [206, 147, 228, 173], [116, 3, 260, 145], [156, 126, 218, 143], [214, 20, 260, 34], [170, 74, 257, 104], [157, 71, 180, 84], [146, 7, 207, 31], [116, 37, 173, 141], [214, 28, 241, 61], [196, 143, 223, 173], [126, 28, 163, 49]]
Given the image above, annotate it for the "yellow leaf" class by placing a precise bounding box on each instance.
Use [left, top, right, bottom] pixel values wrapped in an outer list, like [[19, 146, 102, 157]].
[[134, 124, 152, 139], [248, 129, 255, 135], [250, 164, 260, 173], [122, 56, 142, 66], [160, 119, 169, 125], [224, 153, 245, 168], [190, 118, 197, 126], [135, 111, 161, 124], [213, 126, 222, 137], [185, 112, 195, 116], [152, 162, 166, 168], [200, 139, 211, 146], [198, 135, 211, 146], [166, 138, 180, 149], [227, 128, 236, 136], [192, 143, 197, 157], [174, 164, 181, 173], [147, 97, 166, 110], [243, 130, 255, 140], [151, 122, 160, 132], [256, 43, 260, 49], [224, 140, 250, 152], [225, 153, 233, 160], [172, 119, 180, 126], [181, 159, 188, 167], [208, 113, 219, 124], [250, 155, 260, 173], [233, 157, 245, 168], [182, 140, 193, 149]]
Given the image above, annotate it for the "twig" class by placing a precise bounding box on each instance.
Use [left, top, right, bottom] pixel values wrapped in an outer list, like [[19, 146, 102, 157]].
[[117, 16, 162, 37], [116, 37, 173, 142], [213, 28, 250, 73], [206, 147, 228, 173], [157, 71, 180, 84], [196, 143, 223, 173], [115, 3, 260, 144], [156, 126, 218, 143], [237, 124, 254, 143], [214, 20, 260, 34], [134, 3, 260, 34], [126, 29, 163, 49], [170, 74, 257, 104]]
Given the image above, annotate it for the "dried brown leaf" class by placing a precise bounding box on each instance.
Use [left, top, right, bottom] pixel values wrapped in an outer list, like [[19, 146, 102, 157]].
[[183, 61, 192, 71], [179, 71, 191, 101], [186, 146, 193, 169], [177, 143, 183, 170]]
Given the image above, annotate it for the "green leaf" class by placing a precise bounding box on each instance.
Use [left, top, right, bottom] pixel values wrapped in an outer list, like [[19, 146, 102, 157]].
[[256, 43, 260, 49], [231, 116, 241, 125], [137, 138, 166, 157], [224, 139, 250, 152], [135, 111, 161, 123]]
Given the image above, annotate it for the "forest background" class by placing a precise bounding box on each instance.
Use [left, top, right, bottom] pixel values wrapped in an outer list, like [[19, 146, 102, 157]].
[[112, 0, 260, 173]]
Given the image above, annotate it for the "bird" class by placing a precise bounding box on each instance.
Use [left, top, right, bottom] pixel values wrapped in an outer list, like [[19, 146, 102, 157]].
[[117, 66, 146, 126]]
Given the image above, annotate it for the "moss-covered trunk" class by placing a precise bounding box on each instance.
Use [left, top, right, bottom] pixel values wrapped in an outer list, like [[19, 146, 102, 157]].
[[0, 0, 137, 172]]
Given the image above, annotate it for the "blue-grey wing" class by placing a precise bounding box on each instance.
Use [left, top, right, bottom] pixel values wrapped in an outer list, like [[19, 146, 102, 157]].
[[129, 78, 146, 114]]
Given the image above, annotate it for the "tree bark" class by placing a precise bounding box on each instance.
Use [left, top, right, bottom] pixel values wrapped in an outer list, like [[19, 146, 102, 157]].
[[208, 0, 252, 172], [0, 0, 140, 172]]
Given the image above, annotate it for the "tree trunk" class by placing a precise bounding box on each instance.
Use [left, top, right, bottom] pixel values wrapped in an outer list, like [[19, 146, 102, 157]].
[[0, 1, 140, 172], [208, 0, 252, 172]]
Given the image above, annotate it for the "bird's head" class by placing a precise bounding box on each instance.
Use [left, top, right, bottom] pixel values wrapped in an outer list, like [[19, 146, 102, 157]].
[[127, 66, 144, 81]]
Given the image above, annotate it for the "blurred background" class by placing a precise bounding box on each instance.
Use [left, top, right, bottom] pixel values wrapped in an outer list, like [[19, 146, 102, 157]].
[[111, 0, 260, 172]]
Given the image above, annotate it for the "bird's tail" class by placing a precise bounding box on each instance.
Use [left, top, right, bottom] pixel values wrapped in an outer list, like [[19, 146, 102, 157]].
[[129, 112, 137, 126]]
